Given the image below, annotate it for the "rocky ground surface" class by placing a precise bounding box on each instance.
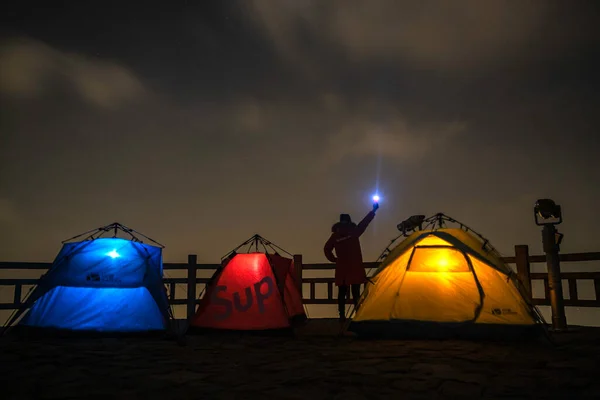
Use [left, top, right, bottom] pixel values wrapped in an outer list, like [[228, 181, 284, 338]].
[[1, 321, 599, 399]]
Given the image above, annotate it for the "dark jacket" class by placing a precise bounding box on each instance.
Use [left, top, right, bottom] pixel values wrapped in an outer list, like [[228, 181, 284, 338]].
[[324, 211, 375, 286]]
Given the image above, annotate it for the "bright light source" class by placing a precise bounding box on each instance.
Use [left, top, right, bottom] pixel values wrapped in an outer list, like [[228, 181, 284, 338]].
[[107, 249, 120, 259], [437, 257, 449, 268], [372, 195, 380, 203]]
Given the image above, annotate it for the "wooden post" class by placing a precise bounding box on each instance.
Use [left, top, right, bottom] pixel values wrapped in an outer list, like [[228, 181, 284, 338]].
[[187, 254, 197, 320], [13, 284, 22, 307], [293, 254, 303, 301], [515, 245, 532, 301]]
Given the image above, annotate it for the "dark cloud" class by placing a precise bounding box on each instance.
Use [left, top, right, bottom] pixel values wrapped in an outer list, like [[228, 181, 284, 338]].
[[0, 37, 147, 107], [0, 1, 599, 265]]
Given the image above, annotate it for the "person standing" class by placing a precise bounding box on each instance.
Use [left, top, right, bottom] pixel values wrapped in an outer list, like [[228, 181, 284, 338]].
[[324, 202, 379, 324]]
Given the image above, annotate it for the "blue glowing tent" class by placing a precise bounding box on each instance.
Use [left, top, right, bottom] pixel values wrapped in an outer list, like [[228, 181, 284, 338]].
[[6, 223, 172, 335]]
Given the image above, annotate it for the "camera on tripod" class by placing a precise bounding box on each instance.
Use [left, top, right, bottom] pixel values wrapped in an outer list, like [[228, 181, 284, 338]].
[[396, 215, 426, 236]]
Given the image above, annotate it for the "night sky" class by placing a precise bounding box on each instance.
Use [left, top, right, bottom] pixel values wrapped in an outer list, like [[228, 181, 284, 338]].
[[1, 1, 599, 265]]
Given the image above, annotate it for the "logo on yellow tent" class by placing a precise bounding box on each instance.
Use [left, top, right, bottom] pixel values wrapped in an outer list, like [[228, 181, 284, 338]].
[[492, 308, 517, 315]]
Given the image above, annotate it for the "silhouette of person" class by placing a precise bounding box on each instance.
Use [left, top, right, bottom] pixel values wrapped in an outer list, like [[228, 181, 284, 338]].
[[324, 202, 379, 323]]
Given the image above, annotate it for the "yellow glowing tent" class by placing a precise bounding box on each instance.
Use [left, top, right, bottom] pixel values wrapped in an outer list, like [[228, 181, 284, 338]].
[[349, 224, 545, 339]]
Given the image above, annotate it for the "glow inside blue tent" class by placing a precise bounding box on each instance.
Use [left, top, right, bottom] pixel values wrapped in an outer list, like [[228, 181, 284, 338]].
[[54, 237, 161, 287], [22, 286, 166, 331], [107, 249, 120, 258]]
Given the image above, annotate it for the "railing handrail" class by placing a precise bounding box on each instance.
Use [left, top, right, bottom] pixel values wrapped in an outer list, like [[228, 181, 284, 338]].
[[1, 251, 600, 270]]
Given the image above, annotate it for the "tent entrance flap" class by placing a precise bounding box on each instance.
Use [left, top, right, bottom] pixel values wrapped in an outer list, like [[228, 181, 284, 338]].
[[392, 271, 482, 323], [390, 245, 482, 323]]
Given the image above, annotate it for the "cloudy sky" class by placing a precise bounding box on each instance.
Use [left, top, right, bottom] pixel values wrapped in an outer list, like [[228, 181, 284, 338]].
[[1, 1, 599, 264]]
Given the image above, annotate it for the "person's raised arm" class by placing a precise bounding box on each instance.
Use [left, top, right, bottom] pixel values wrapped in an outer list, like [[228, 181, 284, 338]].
[[355, 203, 379, 237]]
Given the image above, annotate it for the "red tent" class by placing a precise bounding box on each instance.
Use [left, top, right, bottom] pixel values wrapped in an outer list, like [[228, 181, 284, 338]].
[[189, 235, 306, 333]]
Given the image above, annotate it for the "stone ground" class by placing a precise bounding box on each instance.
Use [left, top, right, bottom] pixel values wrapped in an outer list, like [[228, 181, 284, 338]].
[[1, 321, 599, 399]]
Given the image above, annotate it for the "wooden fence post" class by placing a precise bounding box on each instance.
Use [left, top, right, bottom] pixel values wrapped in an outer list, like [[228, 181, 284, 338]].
[[293, 254, 303, 300], [515, 245, 532, 301], [187, 254, 197, 320]]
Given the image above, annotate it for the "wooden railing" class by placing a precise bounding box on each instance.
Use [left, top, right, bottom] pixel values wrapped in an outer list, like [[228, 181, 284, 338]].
[[507, 247, 600, 308], [1, 246, 600, 322]]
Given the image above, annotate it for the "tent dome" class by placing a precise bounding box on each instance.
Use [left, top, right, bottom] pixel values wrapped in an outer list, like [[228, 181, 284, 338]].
[[189, 235, 305, 333], [6, 224, 172, 336], [350, 228, 545, 340]]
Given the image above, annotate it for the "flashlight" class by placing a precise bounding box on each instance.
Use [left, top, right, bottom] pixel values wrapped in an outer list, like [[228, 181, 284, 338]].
[[372, 195, 380, 203]]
